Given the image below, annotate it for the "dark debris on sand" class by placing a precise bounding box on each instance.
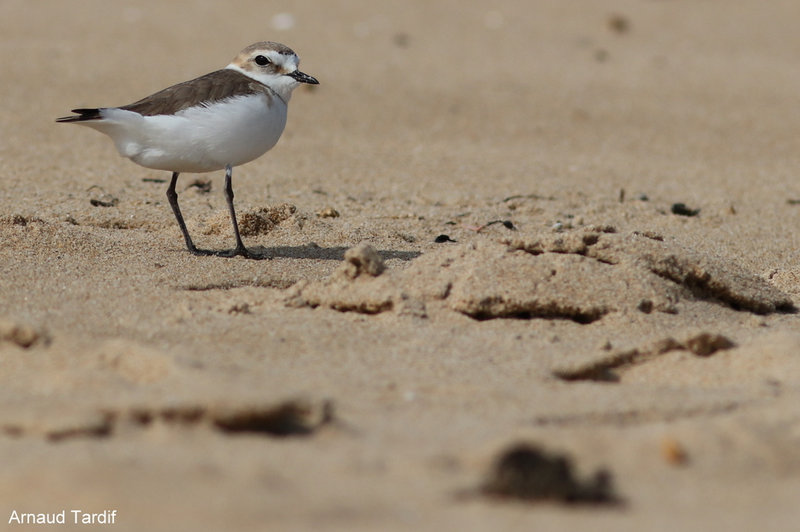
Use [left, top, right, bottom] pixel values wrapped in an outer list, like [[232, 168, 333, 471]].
[[479, 442, 621, 505]]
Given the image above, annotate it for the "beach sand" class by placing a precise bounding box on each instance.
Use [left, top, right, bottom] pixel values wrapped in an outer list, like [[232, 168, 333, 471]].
[[2, 1, 800, 529]]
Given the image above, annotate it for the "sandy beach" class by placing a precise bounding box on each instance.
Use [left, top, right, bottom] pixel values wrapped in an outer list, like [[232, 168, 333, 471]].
[[2, 1, 800, 530]]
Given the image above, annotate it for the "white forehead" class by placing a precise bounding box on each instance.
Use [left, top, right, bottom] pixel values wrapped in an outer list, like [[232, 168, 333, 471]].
[[263, 49, 298, 68]]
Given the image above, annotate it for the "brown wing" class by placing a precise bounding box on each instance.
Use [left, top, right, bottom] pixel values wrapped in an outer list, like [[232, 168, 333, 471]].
[[120, 69, 272, 116]]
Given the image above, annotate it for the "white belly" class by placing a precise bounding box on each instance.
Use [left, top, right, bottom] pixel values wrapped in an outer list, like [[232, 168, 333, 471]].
[[86, 94, 288, 173]]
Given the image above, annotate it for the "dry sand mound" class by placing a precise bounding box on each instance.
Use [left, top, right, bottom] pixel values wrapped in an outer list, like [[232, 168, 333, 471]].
[[286, 226, 794, 321]]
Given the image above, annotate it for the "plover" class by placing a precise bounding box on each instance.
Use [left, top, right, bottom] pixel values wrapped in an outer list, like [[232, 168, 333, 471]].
[[57, 42, 318, 258]]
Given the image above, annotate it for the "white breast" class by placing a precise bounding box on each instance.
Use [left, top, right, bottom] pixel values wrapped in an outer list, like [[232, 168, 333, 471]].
[[87, 93, 288, 174]]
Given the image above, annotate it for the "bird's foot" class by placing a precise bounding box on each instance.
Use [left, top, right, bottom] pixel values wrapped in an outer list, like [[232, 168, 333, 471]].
[[214, 245, 256, 259], [187, 247, 216, 257], [185, 244, 263, 259]]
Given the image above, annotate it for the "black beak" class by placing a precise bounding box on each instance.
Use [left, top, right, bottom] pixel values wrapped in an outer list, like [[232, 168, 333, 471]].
[[288, 70, 319, 85]]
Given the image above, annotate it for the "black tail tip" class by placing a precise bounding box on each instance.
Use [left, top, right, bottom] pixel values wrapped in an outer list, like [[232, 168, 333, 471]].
[[56, 108, 102, 123]]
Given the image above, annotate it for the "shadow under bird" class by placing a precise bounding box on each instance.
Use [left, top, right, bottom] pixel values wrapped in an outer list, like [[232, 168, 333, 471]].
[[57, 41, 318, 258]]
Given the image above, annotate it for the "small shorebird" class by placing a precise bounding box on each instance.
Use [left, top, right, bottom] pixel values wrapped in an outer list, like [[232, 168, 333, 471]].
[[57, 42, 318, 258]]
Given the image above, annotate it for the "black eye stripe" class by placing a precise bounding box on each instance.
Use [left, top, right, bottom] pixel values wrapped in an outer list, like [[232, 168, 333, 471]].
[[254, 55, 271, 66]]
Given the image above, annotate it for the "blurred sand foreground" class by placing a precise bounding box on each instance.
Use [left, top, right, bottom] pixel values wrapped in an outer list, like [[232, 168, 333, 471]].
[[2, 1, 800, 530]]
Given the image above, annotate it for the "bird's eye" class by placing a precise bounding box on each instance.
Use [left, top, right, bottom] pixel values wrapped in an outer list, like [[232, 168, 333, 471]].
[[254, 55, 271, 66]]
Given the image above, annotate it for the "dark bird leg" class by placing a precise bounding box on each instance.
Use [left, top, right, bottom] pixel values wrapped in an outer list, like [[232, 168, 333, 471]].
[[166, 171, 208, 255], [222, 165, 252, 258]]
